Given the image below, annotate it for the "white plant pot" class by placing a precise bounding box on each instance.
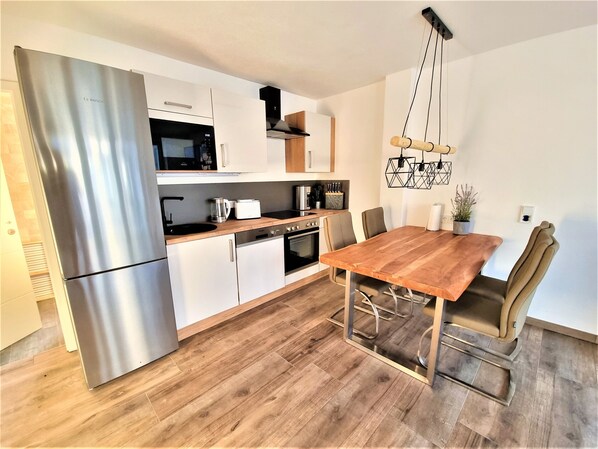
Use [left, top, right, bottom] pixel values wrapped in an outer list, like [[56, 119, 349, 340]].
[[453, 221, 472, 235]]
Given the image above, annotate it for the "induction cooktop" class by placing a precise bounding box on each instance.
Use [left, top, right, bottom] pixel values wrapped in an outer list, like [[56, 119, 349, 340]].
[[261, 210, 315, 220]]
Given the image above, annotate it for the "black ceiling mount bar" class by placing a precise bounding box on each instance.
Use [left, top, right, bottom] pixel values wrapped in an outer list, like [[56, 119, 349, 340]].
[[422, 7, 453, 41]]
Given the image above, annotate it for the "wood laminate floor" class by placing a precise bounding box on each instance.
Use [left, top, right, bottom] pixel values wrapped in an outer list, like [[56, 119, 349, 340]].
[[1, 278, 596, 448]]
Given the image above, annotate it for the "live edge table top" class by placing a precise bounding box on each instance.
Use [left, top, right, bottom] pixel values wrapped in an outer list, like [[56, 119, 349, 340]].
[[320, 226, 502, 301]]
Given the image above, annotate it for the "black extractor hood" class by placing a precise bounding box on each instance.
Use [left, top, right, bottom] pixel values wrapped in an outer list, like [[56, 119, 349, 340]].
[[260, 86, 309, 140]]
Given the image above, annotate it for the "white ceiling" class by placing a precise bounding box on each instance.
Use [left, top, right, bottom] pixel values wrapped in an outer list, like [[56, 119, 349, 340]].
[[3, 1, 596, 99]]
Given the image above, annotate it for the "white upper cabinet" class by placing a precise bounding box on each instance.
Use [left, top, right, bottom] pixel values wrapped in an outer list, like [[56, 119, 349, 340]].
[[285, 111, 335, 173], [211, 88, 267, 173], [136, 71, 213, 119]]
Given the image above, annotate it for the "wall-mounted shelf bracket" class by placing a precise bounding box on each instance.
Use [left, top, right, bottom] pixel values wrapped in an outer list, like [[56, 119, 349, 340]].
[[422, 7, 453, 40]]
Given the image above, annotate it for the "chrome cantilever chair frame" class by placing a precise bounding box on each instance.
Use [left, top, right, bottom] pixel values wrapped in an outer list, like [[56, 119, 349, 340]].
[[417, 227, 559, 406], [328, 289, 381, 340], [416, 325, 518, 406]]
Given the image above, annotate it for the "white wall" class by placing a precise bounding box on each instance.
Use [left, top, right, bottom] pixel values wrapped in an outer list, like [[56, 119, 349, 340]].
[[318, 81, 386, 241], [382, 26, 597, 335]]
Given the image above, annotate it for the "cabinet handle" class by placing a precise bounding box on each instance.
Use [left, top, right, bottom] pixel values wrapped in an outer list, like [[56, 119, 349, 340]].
[[164, 101, 192, 109], [308, 150, 313, 169], [221, 144, 229, 167], [228, 239, 235, 262]]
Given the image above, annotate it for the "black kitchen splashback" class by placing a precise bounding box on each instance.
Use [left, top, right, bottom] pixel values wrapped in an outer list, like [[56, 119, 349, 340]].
[[158, 180, 349, 224]]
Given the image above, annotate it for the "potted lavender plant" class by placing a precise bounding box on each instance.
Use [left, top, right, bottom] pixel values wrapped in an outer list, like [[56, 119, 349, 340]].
[[451, 184, 478, 235]]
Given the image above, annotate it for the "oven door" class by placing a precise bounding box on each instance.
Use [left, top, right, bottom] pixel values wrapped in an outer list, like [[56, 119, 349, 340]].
[[149, 111, 216, 171], [284, 228, 319, 275]]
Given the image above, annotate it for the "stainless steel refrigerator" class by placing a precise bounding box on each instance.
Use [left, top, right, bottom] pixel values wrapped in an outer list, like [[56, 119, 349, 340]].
[[14, 47, 179, 388]]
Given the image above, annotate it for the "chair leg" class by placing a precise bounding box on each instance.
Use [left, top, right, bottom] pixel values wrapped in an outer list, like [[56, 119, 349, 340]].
[[327, 289, 381, 340], [384, 286, 428, 304], [442, 323, 522, 363], [417, 325, 517, 406], [374, 286, 413, 319]]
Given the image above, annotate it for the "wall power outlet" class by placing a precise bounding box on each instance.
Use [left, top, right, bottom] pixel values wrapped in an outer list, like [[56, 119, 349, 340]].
[[519, 205, 535, 223]]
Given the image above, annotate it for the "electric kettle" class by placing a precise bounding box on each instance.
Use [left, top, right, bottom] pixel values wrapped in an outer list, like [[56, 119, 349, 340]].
[[210, 197, 231, 223]]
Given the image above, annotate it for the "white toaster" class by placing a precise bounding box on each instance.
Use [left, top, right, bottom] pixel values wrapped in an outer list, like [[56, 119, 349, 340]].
[[234, 199, 261, 219]]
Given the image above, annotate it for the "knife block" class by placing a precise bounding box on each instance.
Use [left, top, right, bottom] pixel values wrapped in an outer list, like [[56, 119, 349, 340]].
[[325, 192, 344, 210]]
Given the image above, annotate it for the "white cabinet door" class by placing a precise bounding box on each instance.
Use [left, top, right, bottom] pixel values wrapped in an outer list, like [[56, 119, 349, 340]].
[[304, 112, 332, 173], [211, 88, 267, 172], [236, 238, 285, 304], [1, 160, 42, 350], [137, 71, 213, 118], [166, 234, 238, 330]]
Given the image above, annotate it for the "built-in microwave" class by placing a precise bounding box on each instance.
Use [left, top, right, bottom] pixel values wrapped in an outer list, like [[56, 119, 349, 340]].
[[149, 110, 217, 171]]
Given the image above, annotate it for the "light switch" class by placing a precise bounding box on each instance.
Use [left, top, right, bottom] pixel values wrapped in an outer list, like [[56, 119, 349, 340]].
[[519, 205, 535, 223]]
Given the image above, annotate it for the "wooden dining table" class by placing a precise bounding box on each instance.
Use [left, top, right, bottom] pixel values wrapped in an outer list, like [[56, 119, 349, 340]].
[[320, 225, 502, 385]]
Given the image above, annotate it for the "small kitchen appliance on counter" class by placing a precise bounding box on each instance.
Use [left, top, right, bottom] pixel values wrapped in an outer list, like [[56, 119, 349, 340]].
[[295, 185, 312, 211], [235, 199, 261, 219], [210, 197, 231, 223]]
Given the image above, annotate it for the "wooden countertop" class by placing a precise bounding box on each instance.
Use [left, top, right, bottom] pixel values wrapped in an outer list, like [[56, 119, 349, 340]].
[[165, 209, 345, 245], [320, 226, 502, 301]]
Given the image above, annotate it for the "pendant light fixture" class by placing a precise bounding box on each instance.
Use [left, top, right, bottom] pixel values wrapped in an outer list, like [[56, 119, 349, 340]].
[[387, 7, 456, 189]]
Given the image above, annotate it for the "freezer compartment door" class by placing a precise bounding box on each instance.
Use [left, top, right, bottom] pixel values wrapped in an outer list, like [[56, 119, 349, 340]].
[[65, 259, 178, 388], [15, 48, 165, 278]]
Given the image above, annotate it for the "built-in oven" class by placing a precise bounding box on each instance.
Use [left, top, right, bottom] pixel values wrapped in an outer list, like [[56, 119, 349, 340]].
[[149, 110, 217, 171], [284, 219, 319, 275]]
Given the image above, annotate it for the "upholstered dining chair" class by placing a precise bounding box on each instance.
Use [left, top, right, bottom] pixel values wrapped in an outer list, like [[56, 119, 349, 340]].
[[323, 212, 400, 339], [362, 207, 387, 240], [417, 227, 559, 405], [465, 221, 555, 306]]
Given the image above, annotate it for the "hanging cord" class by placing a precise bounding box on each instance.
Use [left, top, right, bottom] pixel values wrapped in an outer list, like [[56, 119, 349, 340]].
[[437, 38, 445, 169], [438, 37, 444, 146], [423, 29, 439, 143], [401, 24, 434, 138], [419, 27, 439, 170]]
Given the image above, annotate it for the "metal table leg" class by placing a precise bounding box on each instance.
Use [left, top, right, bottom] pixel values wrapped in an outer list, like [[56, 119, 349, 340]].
[[426, 297, 446, 385], [342, 271, 443, 385], [343, 270, 357, 339]]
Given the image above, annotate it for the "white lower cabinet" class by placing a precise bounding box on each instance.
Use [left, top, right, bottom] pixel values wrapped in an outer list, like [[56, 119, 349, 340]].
[[236, 237, 285, 304], [166, 234, 239, 330]]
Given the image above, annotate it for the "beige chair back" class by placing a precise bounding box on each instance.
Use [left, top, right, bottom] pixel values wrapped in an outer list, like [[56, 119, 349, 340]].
[[506, 221, 555, 291], [362, 207, 387, 240], [323, 212, 357, 284], [501, 230, 559, 341]]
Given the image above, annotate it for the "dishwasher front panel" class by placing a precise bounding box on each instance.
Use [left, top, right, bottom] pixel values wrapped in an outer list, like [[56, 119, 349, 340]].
[[236, 237, 285, 304]]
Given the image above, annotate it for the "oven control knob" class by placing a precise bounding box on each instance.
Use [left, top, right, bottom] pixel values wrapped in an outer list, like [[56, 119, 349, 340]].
[[306, 222, 311, 227], [286, 227, 291, 232]]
